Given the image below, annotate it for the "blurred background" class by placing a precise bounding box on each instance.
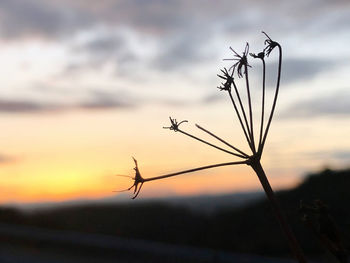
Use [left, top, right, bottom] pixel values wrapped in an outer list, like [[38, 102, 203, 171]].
[[0, 0, 350, 262]]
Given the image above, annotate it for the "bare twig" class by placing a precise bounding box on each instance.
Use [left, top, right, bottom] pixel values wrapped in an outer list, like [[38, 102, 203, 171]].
[[244, 61, 256, 153], [144, 160, 248, 182], [195, 124, 249, 158], [177, 128, 246, 159], [228, 86, 253, 149], [164, 117, 247, 159], [250, 52, 266, 153]]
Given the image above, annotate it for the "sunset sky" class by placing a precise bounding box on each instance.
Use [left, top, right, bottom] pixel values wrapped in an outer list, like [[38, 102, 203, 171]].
[[0, 0, 349, 204]]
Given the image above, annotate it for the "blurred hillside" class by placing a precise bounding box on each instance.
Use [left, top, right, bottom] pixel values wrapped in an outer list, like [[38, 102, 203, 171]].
[[1, 167, 350, 260]]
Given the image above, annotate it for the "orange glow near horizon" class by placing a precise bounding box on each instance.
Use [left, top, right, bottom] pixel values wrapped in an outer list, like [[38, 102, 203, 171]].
[[0, 107, 303, 204], [0, 1, 350, 208], [0, 102, 347, 205]]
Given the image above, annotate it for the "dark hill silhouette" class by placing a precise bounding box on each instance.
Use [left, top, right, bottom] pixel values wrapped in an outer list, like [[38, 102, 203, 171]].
[[1, 167, 349, 258], [209, 168, 350, 256]]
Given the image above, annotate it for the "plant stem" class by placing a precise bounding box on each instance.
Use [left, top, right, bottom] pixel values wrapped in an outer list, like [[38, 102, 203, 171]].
[[229, 84, 252, 149], [250, 160, 307, 263], [258, 58, 266, 151], [259, 44, 282, 155], [195, 124, 249, 158], [178, 129, 245, 158], [244, 64, 256, 154], [144, 160, 248, 182]]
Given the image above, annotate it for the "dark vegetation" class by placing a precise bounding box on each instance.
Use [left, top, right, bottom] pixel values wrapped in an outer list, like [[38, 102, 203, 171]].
[[1, 168, 349, 258], [122, 32, 311, 262]]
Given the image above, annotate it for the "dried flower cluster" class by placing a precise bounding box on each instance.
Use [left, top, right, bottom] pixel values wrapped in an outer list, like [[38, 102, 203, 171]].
[[116, 32, 308, 263], [118, 31, 281, 199]]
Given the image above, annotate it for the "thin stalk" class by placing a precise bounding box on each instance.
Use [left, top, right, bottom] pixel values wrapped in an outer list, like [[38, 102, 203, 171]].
[[244, 64, 256, 154], [250, 160, 307, 263], [258, 58, 266, 152], [195, 124, 249, 158], [259, 44, 282, 155], [144, 160, 248, 182], [228, 88, 252, 149], [231, 81, 253, 149], [177, 129, 245, 158]]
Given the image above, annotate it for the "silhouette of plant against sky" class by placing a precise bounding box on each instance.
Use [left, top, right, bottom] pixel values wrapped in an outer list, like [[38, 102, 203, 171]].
[[117, 32, 308, 263]]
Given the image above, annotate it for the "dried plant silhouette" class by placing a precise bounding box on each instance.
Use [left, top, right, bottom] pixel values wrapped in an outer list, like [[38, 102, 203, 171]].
[[300, 200, 347, 263], [116, 32, 307, 263]]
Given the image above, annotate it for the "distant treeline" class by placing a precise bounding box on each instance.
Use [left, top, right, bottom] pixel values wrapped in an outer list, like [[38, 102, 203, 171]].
[[1, 168, 350, 257]]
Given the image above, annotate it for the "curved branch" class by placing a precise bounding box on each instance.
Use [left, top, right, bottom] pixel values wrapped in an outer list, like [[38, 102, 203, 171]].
[[258, 58, 266, 153], [259, 44, 282, 155], [244, 64, 256, 154]]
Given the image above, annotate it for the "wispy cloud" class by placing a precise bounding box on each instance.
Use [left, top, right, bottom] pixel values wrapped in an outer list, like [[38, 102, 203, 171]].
[[280, 89, 350, 118], [302, 149, 350, 163], [0, 153, 16, 164], [78, 90, 135, 110], [0, 0, 92, 39], [0, 90, 135, 114], [266, 58, 340, 86], [151, 30, 215, 71], [0, 99, 54, 113], [69, 32, 138, 69], [1, 0, 350, 116], [1, 0, 349, 41]]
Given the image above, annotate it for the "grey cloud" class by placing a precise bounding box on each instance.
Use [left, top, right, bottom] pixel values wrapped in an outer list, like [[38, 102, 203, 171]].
[[151, 31, 215, 71], [201, 93, 224, 104], [66, 34, 138, 74], [109, 0, 190, 33], [264, 58, 339, 86], [0, 0, 203, 40], [149, 93, 225, 107], [303, 149, 350, 162], [0, 99, 53, 113], [0, 0, 92, 39], [79, 100, 132, 110], [1, 0, 350, 41], [66, 27, 214, 75], [79, 90, 135, 110], [281, 90, 350, 118], [73, 34, 126, 56], [0, 90, 135, 113]]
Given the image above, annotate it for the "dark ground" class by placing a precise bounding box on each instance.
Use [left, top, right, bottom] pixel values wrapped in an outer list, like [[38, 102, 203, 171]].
[[1, 168, 350, 262]]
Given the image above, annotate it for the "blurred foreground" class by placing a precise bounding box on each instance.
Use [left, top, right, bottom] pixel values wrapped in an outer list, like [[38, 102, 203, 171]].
[[1, 168, 349, 262], [0, 223, 294, 263]]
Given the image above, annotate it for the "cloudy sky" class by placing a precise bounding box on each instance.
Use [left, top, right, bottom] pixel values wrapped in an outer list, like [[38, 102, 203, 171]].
[[0, 0, 349, 204]]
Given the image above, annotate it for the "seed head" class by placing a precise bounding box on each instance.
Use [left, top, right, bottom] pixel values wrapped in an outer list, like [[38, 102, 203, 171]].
[[224, 42, 251, 78], [114, 157, 145, 199], [262, 31, 279, 57], [249, 52, 265, 60], [163, 117, 188, 132], [217, 67, 234, 91]]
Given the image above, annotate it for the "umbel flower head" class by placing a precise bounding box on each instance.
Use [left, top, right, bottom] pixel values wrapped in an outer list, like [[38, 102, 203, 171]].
[[224, 42, 251, 78], [163, 117, 188, 132], [115, 157, 144, 199], [249, 51, 265, 60], [116, 32, 309, 263], [217, 67, 234, 91], [117, 31, 283, 199], [262, 31, 279, 57]]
